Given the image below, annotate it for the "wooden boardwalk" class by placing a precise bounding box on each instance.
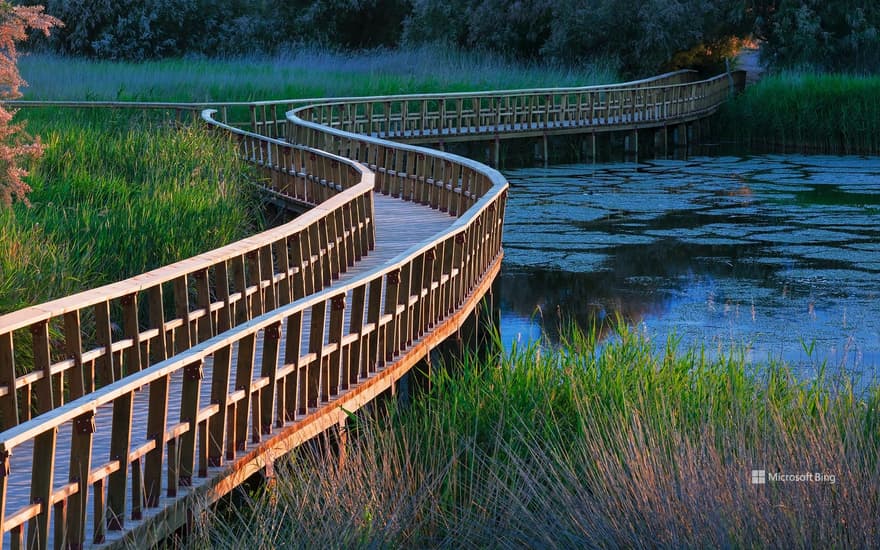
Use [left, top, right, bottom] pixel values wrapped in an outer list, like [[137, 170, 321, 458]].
[[0, 69, 741, 549], [1, 195, 455, 549]]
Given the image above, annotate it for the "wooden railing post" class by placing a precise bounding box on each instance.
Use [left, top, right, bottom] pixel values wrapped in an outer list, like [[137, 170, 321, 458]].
[[121, 293, 142, 376], [173, 276, 192, 356], [0, 332, 19, 429], [328, 295, 346, 397], [347, 285, 367, 387], [144, 373, 170, 507], [32, 321, 54, 414], [365, 278, 383, 376], [274, 239, 293, 307], [178, 359, 204, 485], [259, 245, 277, 313], [106, 390, 134, 530], [306, 302, 327, 409], [245, 250, 264, 318], [233, 334, 257, 453], [67, 410, 95, 548], [208, 346, 232, 466], [27, 428, 57, 549], [383, 269, 402, 363], [282, 312, 303, 423], [193, 270, 214, 342], [259, 323, 281, 436], [148, 285, 168, 366], [0, 447, 8, 547], [63, 311, 85, 401]]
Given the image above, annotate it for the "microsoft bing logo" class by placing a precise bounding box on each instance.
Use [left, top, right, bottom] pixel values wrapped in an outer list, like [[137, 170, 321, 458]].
[[751, 469, 766, 485]]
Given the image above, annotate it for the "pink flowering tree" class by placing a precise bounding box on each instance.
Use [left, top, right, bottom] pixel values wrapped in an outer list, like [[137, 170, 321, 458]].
[[0, 2, 61, 206]]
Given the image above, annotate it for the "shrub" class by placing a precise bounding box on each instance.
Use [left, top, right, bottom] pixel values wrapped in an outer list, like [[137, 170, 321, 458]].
[[0, 2, 60, 206], [757, 1, 880, 72]]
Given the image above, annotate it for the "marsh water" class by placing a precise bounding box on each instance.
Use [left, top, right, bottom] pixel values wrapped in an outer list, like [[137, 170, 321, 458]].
[[499, 155, 880, 375]]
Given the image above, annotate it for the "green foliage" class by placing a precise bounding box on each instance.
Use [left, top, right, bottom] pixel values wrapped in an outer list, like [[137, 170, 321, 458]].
[[18, 48, 616, 102], [190, 325, 880, 548], [0, 109, 261, 313], [718, 72, 880, 154], [25, 0, 201, 59], [20, 1, 880, 75], [404, 0, 750, 77], [293, 0, 411, 49], [757, 1, 880, 72], [25, 0, 410, 59]]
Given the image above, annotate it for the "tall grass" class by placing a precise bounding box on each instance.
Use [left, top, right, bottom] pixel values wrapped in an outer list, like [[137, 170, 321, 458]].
[[4, 46, 615, 315], [0, 110, 260, 314], [190, 325, 880, 548], [18, 47, 617, 102], [719, 71, 880, 155]]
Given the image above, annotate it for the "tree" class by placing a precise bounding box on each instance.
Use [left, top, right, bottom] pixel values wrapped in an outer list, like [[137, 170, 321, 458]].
[[0, 2, 61, 206]]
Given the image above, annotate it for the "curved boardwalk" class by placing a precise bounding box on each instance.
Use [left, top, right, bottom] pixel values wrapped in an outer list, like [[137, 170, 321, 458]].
[[0, 69, 742, 549], [1, 195, 454, 548]]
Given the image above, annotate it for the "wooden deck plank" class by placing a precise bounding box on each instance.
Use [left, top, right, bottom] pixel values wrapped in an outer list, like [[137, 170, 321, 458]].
[[0, 194, 454, 549]]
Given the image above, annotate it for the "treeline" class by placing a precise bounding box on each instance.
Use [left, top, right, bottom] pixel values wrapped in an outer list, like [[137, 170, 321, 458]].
[[19, 0, 880, 76]]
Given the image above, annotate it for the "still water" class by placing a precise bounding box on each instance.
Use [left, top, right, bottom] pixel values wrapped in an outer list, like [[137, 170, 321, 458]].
[[500, 155, 880, 374]]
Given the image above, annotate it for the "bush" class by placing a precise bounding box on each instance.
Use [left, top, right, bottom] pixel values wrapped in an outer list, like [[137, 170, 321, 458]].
[[0, 2, 60, 206], [757, 1, 880, 72], [403, 0, 749, 77], [24, 0, 411, 59]]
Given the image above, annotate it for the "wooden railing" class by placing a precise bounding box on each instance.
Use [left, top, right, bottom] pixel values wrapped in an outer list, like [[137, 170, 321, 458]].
[[290, 71, 742, 142], [0, 182, 502, 547], [0, 132, 375, 431], [0, 69, 744, 548], [0, 100, 508, 549]]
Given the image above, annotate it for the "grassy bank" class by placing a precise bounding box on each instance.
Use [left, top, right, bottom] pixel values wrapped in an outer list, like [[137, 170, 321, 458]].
[[191, 327, 880, 548], [0, 110, 261, 314], [719, 72, 880, 155], [19, 48, 616, 102], [3, 48, 615, 315]]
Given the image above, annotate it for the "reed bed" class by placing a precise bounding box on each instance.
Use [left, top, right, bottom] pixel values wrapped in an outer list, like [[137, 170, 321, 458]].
[[719, 71, 880, 155], [0, 110, 260, 314], [18, 47, 616, 102], [190, 326, 880, 548]]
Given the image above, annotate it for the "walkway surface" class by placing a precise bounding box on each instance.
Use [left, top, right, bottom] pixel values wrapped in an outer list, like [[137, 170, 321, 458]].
[[2, 194, 455, 548], [736, 47, 765, 85]]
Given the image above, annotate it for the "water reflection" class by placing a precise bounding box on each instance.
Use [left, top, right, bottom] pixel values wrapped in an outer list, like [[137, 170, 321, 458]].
[[500, 156, 880, 374]]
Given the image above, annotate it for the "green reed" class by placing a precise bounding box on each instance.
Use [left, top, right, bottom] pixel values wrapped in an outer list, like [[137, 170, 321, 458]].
[[719, 71, 880, 155], [190, 323, 879, 548], [0, 109, 261, 314], [19, 47, 615, 103]]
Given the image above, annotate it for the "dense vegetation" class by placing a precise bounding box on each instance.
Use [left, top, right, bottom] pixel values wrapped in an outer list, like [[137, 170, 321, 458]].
[[756, 1, 880, 72], [718, 72, 880, 155], [19, 1, 880, 76], [190, 326, 880, 548], [0, 109, 261, 314], [17, 47, 614, 102]]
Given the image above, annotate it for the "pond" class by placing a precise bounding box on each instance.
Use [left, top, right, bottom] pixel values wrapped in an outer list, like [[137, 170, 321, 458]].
[[500, 155, 880, 376]]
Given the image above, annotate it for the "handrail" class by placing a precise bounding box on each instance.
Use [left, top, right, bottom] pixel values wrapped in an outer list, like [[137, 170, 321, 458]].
[[288, 72, 743, 143], [0, 125, 376, 431], [0, 69, 744, 548], [0, 122, 506, 550]]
